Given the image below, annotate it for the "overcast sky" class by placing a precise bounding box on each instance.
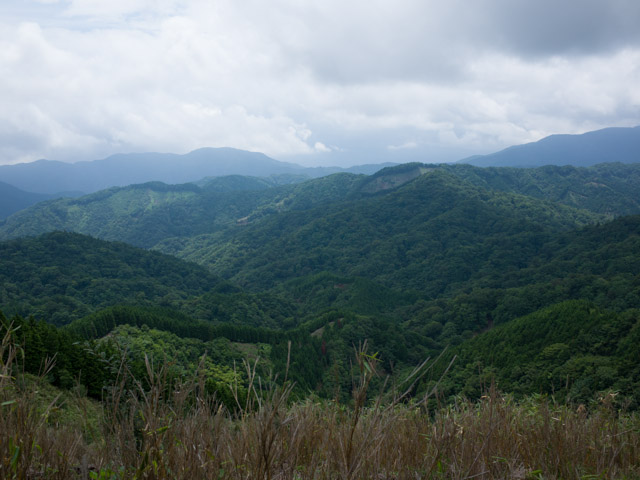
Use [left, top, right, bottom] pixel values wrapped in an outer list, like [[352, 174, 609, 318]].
[[1, 0, 639, 166]]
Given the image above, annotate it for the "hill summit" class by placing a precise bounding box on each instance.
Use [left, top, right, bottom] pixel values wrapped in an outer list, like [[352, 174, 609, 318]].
[[460, 126, 640, 167]]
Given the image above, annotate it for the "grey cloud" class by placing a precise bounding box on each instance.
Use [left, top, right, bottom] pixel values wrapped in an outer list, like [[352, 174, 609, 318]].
[[269, 0, 640, 84], [482, 0, 640, 57], [0, 0, 638, 166], [0, 127, 48, 164]]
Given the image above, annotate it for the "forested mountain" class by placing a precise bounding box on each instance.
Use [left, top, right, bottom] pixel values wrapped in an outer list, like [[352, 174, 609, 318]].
[[0, 231, 298, 329], [0, 147, 394, 195], [436, 300, 640, 406], [1, 182, 225, 247], [0, 173, 366, 247], [0, 232, 220, 324], [272, 213, 640, 329], [193, 173, 309, 190], [461, 125, 640, 167], [3, 162, 639, 249], [436, 162, 640, 216], [22, 206, 632, 402], [156, 168, 602, 293], [1, 157, 639, 411]]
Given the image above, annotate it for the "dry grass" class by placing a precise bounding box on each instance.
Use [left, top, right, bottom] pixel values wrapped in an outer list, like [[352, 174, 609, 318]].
[[2, 328, 640, 479]]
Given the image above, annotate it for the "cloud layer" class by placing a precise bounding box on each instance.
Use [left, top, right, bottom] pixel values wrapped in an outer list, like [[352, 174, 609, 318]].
[[1, 0, 639, 166]]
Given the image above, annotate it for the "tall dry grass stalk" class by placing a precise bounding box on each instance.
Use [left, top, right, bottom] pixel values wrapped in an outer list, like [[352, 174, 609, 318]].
[[2, 328, 640, 479], [0, 324, 91, 479]]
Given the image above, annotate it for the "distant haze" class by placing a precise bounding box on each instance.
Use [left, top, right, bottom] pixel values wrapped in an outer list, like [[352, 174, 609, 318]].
[[1, 125, 638, 196], [0, 147, 395, 195], [0, 1, 639, 166]]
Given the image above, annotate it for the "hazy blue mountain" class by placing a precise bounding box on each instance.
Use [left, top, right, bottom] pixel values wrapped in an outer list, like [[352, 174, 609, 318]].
[[0, 147, 395, 195], [0, 181, 83, 220], [0, 181, 52, 220], [460, 126, 640, 167]]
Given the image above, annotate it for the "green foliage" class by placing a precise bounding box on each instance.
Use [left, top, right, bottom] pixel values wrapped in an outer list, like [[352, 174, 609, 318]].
[[435, 301, 640, 405], [0, 173, 364, 248], [1, 163, 639, 405], [107, 324, 245, 407], [439, 162, 640, 216], [196, 173, 308, 191], [0, 232, 221, 324], [166, 170, 602, 295], [5, 163, 639, 252], [273, 272, 415, 317], [1, 312, 116, 397], [183, 289, 299, 328], [66, 305, 288, 345], [65, 305, 324, 398]]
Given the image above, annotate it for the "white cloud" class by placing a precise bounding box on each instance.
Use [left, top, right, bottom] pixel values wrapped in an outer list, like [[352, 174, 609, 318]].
[[62, 0, 184, 21], [313, 142, 331, 153], [388, 142, 418, 151], [0, 0, 638, 165]]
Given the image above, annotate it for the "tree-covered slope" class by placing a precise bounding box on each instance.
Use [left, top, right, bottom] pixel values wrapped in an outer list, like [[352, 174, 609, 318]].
[[194, 173, 309, 191], [1, 215, 638, 406], [394, 214, 640, 359], [0, 182, 199, 246], [158, 169, 601, 294], [0, 174, 365, 248], [2, 162, 638, 251], [0, 231, 305, 328], [440, 162, 640, 216], [435, 300, 640, 406], [0, 231, 223, 324]]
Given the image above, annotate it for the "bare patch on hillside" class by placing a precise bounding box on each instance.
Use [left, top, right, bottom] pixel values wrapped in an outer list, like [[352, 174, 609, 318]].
[[359, 166, 429, 193]]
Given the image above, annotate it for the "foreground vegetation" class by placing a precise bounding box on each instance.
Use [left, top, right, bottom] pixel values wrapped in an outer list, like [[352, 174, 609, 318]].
[[2, 325, 640, 480]]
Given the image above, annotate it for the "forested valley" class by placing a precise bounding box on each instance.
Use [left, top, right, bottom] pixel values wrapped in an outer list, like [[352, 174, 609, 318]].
[[1, 161, 640, 478]]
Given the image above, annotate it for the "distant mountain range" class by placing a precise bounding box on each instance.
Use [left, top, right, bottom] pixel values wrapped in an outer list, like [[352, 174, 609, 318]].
[[2, 162, 638, 247], [460, 126, 640, 167], [0, 125, 637, 218], [0, 147, 396, 195]]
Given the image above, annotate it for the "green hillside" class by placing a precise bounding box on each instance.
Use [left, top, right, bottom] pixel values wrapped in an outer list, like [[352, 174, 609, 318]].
[[0, 174, 365, 248], [195, 173, 310, 190], [436, 300, 640, 406], [1, 161, 639, 409], [0, 231, 306, 330], [3, 163, 640, 252], [159, 169, 601, 295], [441, 162, 640, 216], [0, 231, 224, 324]]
